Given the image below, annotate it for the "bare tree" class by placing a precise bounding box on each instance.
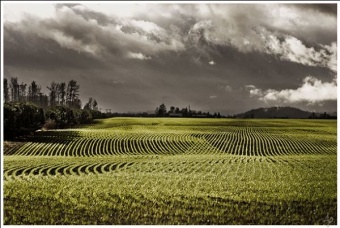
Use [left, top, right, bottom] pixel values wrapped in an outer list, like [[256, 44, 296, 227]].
[[47, 82, 58, 107], [58, 82, 66, 106], [93, 99, 98, 111], [19, 82, 27, 102], [10, 77, 19, 102], [4, 78, 9, 103], [84, 97, 99, 111], [84, 97, 93, 110], [66, 80, 80, 108], [38, 92, 49, 108], [28, 81, 40, 104]]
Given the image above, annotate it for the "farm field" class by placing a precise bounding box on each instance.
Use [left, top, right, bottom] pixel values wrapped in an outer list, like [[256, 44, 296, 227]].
[[3, 118, 337, 225]]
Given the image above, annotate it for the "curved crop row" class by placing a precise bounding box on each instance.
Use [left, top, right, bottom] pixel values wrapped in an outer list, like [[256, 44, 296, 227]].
[[4, 119, 336, 157], [3, 161, 134, 181], [5, 131, 336, 157]]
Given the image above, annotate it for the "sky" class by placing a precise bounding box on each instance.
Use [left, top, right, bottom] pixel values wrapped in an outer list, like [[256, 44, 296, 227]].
[[2, 2, 337, 115]]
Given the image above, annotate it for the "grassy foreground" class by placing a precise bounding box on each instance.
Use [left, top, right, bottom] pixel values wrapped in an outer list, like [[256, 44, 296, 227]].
[[3, 118, 337, 225]]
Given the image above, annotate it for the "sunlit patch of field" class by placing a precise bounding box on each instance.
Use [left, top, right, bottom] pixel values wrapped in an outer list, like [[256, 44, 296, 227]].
[[3, 118, 337, 225]]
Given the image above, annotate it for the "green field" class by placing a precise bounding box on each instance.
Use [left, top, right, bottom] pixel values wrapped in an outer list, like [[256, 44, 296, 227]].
[[3, 118, 337, 225]]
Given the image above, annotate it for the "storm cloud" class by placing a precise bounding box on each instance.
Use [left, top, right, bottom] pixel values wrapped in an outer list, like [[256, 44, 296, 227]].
[[3, 3, 337, 114]]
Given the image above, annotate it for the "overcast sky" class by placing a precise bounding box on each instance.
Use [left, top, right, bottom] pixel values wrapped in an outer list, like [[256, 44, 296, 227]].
[[3, 3, 337, 114]]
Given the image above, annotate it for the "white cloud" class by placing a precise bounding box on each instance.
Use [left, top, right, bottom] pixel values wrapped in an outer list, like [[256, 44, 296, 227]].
[[322, 42, 337, 72], [71, 5, 87, 11], [245, 85, 256, 89], [127, 52, 151, 60], [97, 14, 185, 56], [249, 88, 263, 97], [209, 60, 215, 65], [265, 35, 337, 72], [118, 18, 170, 43], [188, 19, 265, 53], [209, 95, 217, 99], [51, 30, 99, 55], [249, 76, 337, 104], [130, 20, 165, 34]]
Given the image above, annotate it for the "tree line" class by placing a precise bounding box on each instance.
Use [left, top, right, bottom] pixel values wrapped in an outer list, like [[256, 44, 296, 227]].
[[155, 103, 223, 118], [3, 77, 107, 140], [4, 78, 82, 109], [308, 112, 337, 119]]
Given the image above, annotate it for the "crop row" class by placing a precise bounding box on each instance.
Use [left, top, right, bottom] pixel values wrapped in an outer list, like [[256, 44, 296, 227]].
[[4, 154, 334, 182], [4, 161, 134, 181], [4, 155, 337, 225], [5, 128, 336, 157]]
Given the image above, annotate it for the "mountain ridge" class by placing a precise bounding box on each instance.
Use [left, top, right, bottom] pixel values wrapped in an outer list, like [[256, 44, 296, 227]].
[[236, 106, 312, 119]]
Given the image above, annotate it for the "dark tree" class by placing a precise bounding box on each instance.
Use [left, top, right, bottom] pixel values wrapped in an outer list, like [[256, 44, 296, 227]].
[[66, 80, 80, 108], [73, 98, 82, 109], [10, 77, 19, 102], [19, 82, 27, 102], [56, 83, 60, 105], [38, 93, 49, 108], [74, 109, 92, 124], [181, 107, 188, 117], [4, 78, 9, 103], [47, 81, 58, 107], [28, 81, 40, 104], [45, 106, 76, 128], [83, 97, 98, 111], [4, 102, 45, 139], [157, 103, 167, 117], [93, 99, 98, 111], [84, 97, 93, 110], [58, 82, 66, 106]]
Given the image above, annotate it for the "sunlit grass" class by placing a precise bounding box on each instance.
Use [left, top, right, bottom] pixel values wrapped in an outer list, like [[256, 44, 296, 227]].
[[3, 118, 337, 224]]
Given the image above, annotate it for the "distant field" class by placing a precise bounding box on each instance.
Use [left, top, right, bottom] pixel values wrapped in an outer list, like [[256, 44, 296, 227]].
[[3, 118, 337, 225]]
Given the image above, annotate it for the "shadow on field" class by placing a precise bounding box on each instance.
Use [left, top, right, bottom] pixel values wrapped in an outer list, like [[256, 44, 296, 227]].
[[27, 131, 80, 144]]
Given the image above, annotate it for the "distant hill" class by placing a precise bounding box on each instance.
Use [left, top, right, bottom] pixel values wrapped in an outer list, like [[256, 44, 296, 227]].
[[236, 107, 312, 119]]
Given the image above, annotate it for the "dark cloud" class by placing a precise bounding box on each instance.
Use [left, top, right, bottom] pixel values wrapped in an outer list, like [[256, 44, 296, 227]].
[[3, 3, 337, 114], [292, 4, 337, 16], [4, 24, 106, 70]]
